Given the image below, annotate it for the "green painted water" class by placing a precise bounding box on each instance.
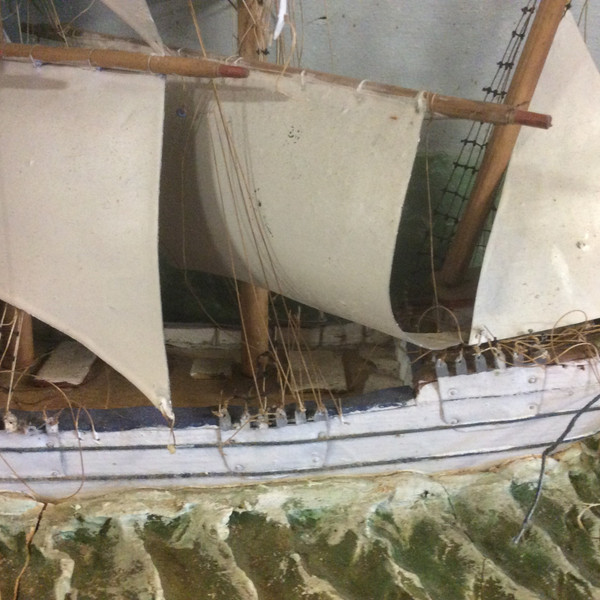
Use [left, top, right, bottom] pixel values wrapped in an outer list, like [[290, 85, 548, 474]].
[[1, 438, 599, 599]]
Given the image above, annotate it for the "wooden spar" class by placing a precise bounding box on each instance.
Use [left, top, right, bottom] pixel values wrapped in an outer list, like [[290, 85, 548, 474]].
[[1, 39, 550, 128], [439, 0, 567, 286], [237, 0, 270, 378], [0, 43, 249, 79], [238, 59, 552, 130], [426, 93, 550, 129], [1, 305, 34, 370]]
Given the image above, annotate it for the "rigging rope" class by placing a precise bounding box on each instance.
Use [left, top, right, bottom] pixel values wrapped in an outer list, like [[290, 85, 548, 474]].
[[415, 0, 538, 277]]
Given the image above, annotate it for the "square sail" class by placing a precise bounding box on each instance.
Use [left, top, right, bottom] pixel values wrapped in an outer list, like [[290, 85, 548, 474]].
[[0, 60, 171, 417], [160, 68, 458, 348]]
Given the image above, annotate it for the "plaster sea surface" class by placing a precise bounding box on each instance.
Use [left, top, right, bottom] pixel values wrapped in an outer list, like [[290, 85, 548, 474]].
[[1, 437, 599, 599]]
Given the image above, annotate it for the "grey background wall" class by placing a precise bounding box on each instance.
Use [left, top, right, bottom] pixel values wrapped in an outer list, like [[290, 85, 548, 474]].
[[4, 1, 595, 152]]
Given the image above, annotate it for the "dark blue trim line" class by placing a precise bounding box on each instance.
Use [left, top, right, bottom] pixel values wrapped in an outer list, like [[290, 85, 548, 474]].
[[1, 405, 599, 454], [6, 387, 413, 433]]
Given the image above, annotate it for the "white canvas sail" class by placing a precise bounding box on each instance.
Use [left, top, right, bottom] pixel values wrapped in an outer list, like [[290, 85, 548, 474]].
[[470, 12, 600, 343], [0, 60, 172, 418], [160, 69, 460, 349]]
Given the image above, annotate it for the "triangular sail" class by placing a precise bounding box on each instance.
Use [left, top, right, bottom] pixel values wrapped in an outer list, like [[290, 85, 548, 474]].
[[0, 60, 172, 418], [470, 12, 600, 343], [99, 0, 168, 55], [160, 69, 460, 349]]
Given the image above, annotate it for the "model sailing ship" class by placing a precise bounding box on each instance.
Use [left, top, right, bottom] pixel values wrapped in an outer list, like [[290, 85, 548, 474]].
[[0, 0, 599, 499]]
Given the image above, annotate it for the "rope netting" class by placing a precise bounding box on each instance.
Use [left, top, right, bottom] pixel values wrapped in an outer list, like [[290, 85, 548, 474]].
[[416, 0, 538, 277]]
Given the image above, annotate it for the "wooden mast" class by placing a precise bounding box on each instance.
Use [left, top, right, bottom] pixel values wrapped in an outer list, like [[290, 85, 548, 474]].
[[1, 305, 34, 370], [238, 0, 270, 378], [0, 43, 246, 376], [439, 0, 567, 287]]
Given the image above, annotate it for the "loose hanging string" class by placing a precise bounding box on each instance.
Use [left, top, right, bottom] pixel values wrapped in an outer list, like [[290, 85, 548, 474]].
[[355, 79, 369, 98], [4, 310, 23, 416], [513, 391, 600, 545]]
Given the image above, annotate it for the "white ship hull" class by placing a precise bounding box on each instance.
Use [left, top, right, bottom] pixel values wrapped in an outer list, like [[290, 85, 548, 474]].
[[2, 359, 598, 499]]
